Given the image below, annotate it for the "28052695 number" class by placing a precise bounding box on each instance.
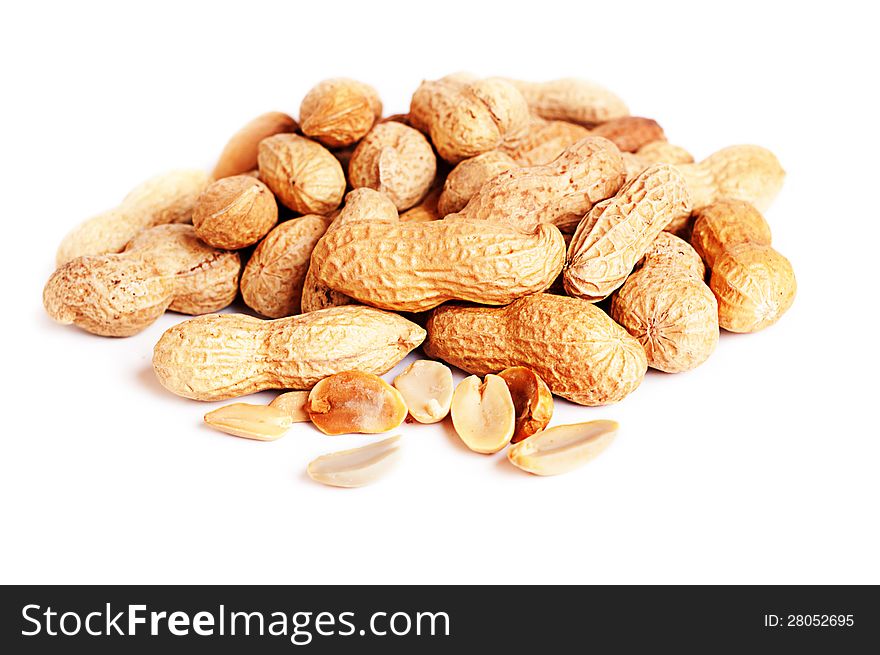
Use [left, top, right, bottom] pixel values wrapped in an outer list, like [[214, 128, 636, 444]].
[[787, 615, 854, 627]]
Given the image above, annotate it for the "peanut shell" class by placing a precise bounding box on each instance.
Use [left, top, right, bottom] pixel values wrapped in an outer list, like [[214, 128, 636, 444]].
[[591, 116, 666, 152], [409, 75, 531, 163], [497, 117, 591, 166], [678, 145, 785, 211], [299, 78, 382, 148], [212, 112, 298, 180], [448, 136, 626, 232], [640, 231, 706, 279], [636, 141, 694, 165], [310, 219, 566, 312], [437, 151, 517, 216], [56, 169, 209, 266], [611, 256, 719, 373], [425, 294, 647, 406], [299, 188, 399, 313], [152, 307, 426, 401], [399, 179, 443, 223], [192, 175, 278, 249], [565, 164, 692, 301], [45, 224, 240, 336], [690, 200, 772, 269], [258, 134, 345, 214], [504, 78, 629, 126], [240, 214, 331, 318], [348, 121, 437, 211], [709, 243, 796, 333]]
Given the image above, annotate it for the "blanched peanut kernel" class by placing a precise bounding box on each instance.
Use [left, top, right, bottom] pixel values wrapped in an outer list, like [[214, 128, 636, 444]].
[[450, 374, 515, 454], [507, 420, 618, 475], [392, 360, 454, 424], [269, 391, 311, 423], [204, 403, 293, 441], [307, 435, 401, 488]]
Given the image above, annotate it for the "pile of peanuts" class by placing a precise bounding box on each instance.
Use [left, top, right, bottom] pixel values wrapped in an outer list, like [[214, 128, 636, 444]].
[[43, 75, 796, 486]]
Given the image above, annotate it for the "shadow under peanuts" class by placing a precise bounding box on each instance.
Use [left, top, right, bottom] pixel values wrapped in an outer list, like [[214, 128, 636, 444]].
[[493, 450, 529, 479]]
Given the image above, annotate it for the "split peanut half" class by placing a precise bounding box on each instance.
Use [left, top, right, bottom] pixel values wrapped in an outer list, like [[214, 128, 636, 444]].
[[203, 403, 293, 441], [307, 371, 408, 435], [498, 366, 554, 443], [392, 360, 454, 424], [450, 374, 515, 454], [307, 435, 401, 488], [269, 391, 311, 423], [507, 420, 618, 475]]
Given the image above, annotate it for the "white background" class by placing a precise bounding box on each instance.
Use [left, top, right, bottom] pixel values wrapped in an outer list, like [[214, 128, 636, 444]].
[[1, 0, 878, 584]]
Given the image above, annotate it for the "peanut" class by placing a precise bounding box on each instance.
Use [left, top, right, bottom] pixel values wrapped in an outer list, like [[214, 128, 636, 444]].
[[450, 375, 515, 454], [269, 391, 311, 423], [678, 145, 785, 211], [497, 117, 591, 166], [307, 371, 408, 435], [43, 74, 799, 485], [636, 141, 694, 165], [240, 214, 331, 318], [192, 175, 278, 249], [300, 188, 399, 314], [392, 360, 454, 424], [565, 164, 692, 301], [151, 306, 426, 401], [640, 230, 705, 279], [622, 142, 698, 237], [203, 403, 293, 441], [212, 112, 298, 180], [504, 78, 629, 126], [424, 293, 647, 406], [299, 78, 382, 148], [56, 169, 210, 266], [307, 435, 400, 488], [591, 116, 666, 152], [447, 136, 626, 233], [437, 151, 517, 216], [257, 134, 345, 214], [686, 200, 794, 332], [507, 420, 618, 476], [621, 141, 695, 187], [310, 219, 566, 312], [497, 367, 554, 444], [398, 177, 443, 223], [709, 244, 796, 333], [409, 74, 530, 163], [348, 121, 437, 211], [690, 199, 772, 269], [611, 232, 719, 372], [44, 224, 240, 337]]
